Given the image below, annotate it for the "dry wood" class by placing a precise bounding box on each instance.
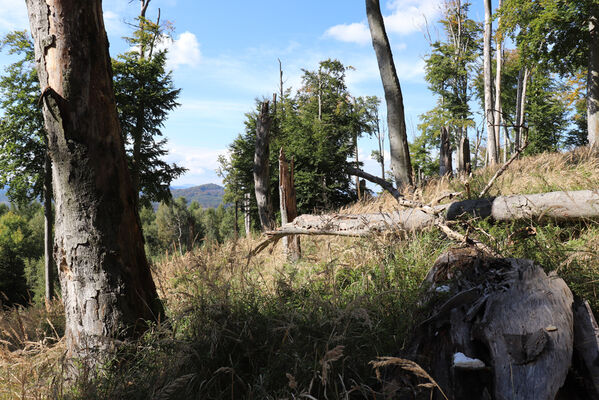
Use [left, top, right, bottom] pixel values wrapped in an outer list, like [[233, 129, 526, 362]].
[[573, 299, 599, 396], [279, 148, 300, 261], [254, 101, 274, 230]]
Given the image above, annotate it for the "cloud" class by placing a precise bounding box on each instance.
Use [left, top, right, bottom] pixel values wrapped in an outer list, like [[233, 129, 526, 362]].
[[324, 23, 371, 46], [324, 0, 441, 45], [0, 0, 28, 32], [384, 0, 441, 35], [164, 31, 201, 69], [166, 146, 226, 185]]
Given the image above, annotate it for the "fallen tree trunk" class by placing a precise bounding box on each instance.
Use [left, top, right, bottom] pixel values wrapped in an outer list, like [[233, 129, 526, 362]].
[[380, 247, 599, 399], [264, 190, 599, 242]]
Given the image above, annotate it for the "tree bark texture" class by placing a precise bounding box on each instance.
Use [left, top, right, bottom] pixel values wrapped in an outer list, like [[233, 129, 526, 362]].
[[494, 0, 503, 162], [43, 149, 53, 307], [366, 0, 412, 188], [588, 13, 599, 147], [26, 0, 163, 363], [244, 192, 251, 236], [266, 190, 599, 239], [483, 0, 497, 165], [397, 248, 575, 399], [439, 126, 453, 177], [458, 135, 471, 175], [253, 101, 274, 231], [279, 148, 300, 262]]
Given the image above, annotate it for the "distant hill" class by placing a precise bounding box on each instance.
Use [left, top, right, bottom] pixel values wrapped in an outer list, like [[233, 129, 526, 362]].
[[171, 183, 224, 208]]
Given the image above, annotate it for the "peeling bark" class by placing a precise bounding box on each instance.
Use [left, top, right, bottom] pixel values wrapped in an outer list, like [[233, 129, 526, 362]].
[[26, 0, 163, 366]]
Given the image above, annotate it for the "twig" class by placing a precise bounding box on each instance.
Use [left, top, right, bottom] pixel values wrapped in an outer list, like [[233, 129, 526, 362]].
[[434, 220, 498, 256], [478, 141, 529, 198]]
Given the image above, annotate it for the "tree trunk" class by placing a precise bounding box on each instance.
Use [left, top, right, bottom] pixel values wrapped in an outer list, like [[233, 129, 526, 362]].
[[233, 200, 239, 239], [43, 148, 53, 308], [515, 68, 524, 150], [494, 0, 503, 162], [484, 0, 497, 165], [279, 148, 300, 262], [265, 190, 599, 239], [253, 101, 274, 231], [439, 126, 453, 177], [518, 68, 530, 148], [458, 135, 471, 175], [26, 0, 163, 365], [366, 0, 412, 188], [244, 192, 251, 236], [588, 13, 599, 147]]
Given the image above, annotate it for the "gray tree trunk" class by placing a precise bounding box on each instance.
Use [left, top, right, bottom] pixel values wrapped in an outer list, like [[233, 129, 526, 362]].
[[244, 192, 251, 236], [366, 0, 412, 187], [26, 0, 163, 366], [494, 0, 503, 162], [588, 13, 599, 147], [253, 101, 274, 231], [439, 127, 453, 177], [484, 0, 497, 165], [43, 149, 53, 307], [518, 68, 530, 148]]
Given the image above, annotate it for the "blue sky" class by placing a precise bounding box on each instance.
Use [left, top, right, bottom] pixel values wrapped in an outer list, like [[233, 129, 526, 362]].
[[0, 0, 488, 187]]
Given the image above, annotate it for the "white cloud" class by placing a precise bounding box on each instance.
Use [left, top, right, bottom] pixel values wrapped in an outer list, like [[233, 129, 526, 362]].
[[324, 0, 441, 45], [0, 0, 28, 32], [167, 146, 226, 185], [384, 0, 441, 35], [164, 31, 201, 69], [324, 22, 371, 46]]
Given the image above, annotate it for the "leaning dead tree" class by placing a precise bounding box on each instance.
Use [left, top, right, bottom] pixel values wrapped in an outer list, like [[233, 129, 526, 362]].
[[26, 0, 163, 367]]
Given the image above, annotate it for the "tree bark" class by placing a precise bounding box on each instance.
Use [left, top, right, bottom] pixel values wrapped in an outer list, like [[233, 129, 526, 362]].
[[26, 0, 163, 365], [494, 0, 503, 162], [366, 0, 412, 188], [458, 135, 471, 175], [484, 0, 497, 165], [518, 68, 530, 148], [588, 13, 599, 147], [253, 101, 274, 231], [43, 148, 53, 308], [265, 190, 599, 239], [244, 192, 251, 236], [279, 148, 300, 262], [439, 126, 453, 177]]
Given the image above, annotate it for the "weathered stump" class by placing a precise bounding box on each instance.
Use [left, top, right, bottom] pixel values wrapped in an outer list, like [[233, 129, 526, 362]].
[[381, 248, 599, 399]]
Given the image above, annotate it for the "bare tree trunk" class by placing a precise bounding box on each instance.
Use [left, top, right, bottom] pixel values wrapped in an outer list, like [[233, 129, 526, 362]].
[[43, 149, 53, 308], [459, 135, 471, 175], [366, 0, 412, 188], [279, 148, 300, 262], [439, 126, 453, 177], [515, 68, 524, 149], [233, 200, 239, 239], [484, 0, 497, 165], [253, 101, 274, 231], [518, 68, 530, 148], [354, 132, 361, 200], [26, 0, 163, 366], [494, 3, 503, 162], [588, 13, 599, 147], [244, 192, 251, 236]]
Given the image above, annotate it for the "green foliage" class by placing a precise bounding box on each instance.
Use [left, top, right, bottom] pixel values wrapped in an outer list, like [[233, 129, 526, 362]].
[[112, 18, 186, 207], [0, 31, 46, 204], [219, 59, 378, 216]]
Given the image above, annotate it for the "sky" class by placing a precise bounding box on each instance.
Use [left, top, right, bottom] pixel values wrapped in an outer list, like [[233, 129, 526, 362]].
[[0, 0, 488, 188]]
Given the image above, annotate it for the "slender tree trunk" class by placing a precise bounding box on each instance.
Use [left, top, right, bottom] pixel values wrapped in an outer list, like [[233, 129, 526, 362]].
[[43, 149, 53, 308], [484, 0, 497, 165], [26, 0, 163, 365], [588, 13, 599, 147], [366, 0, 413, 187], [244, 192, 251, 236], [494, 3, 503, 162], [253, 101, 274, 231], [354, 133, 361, 200], [518, 68, 530, 148], [233, 200, 239, 239], [515, 68, 524, 149], [459, 135, 471, 175]]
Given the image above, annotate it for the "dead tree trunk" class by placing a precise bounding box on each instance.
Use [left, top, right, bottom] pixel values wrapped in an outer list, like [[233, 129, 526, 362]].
[[365, 0, 412, 188], [458, 136, 471, 175], [244, 192, 251, 236], [588, 12, 599, 147], [439, 127, 453, 177], [279, 148, 300, 262], [26, 0, 163, 365], [494, 0, 504, 162], [484, 0, 497, 165], [253, 101, 274, 231], [265, 190, 599, 240]]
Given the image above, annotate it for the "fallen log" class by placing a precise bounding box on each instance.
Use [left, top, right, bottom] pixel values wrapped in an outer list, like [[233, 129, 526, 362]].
[[380, 248, 599, 399], [263, 190, 599, 242]]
